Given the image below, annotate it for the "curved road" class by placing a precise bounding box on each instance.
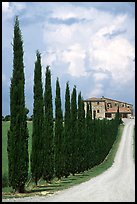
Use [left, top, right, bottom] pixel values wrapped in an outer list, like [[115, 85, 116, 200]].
[[3, 119, 135, 202]]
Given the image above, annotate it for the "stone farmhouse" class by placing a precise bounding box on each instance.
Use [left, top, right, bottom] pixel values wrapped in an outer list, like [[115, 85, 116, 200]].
[[83, 96, 133, 119]]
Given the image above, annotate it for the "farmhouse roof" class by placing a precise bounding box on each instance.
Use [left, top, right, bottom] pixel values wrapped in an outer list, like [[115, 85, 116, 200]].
[[84, 97, 105, 102], [84, 96, 133, 106], [102, 97, 133, 106]]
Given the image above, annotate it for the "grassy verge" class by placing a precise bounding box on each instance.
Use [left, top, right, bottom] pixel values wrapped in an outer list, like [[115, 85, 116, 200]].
[[2, 124, 124, 199]]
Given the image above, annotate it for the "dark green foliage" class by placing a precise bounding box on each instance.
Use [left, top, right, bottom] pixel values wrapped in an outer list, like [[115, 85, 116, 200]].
[[115, 106, 123, 125], [77, 93, 85, 173], [7, 16, 29, 193], [30, 115, 33, 121], [70, 86, 77, 175], [4, 115, 11, 121], [2, 173, 9, 188], [64, 82, 71, 177], [83, 114, 119, 170], [31, 51, 44, 185], [43, 66, 54, 182], [84, 102, 93, 170], [54, 78, 64, 179], [93, 110, 96, 120], [25, 108, 29, 115]]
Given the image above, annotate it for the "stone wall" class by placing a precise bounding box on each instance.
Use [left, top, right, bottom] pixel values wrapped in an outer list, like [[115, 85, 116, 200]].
[[84, 101, 105, 119]]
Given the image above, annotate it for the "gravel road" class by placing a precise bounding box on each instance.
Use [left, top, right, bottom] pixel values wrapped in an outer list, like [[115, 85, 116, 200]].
[[3, 118, 135, 202]]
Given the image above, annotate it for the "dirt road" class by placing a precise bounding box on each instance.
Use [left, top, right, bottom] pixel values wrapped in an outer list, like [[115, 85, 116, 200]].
[[3, 119, 135, 202]]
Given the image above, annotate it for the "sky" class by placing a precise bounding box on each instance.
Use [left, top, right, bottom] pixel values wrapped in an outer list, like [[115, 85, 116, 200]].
[[2, 2, 135, 116]]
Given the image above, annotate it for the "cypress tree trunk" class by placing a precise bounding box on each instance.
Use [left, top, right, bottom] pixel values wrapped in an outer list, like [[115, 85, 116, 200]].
[[64, 82, 71, 177], [54, 78, 64, 179], [31, 51, 44, 185], [7, 16, 29, 193], [43, 66, 54, 182]]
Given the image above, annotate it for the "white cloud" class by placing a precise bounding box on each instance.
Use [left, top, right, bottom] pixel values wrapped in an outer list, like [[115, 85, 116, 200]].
[[2, 2, 9, 12], [89, 35, 134, 83], [2, 2, 135, 115], [93, 72, 108, 81], [43, 23, 76, 50], [62, 44, 87, 77], [42, 7, 134, 84], [89, 83, 104, 97], [50, 4, 96, 20], [2, 2, 13, 17], [96, 15, 127, 37], [2, 2, 26, 18], [41, 3, 135, 104], [12, 2, 26, 11], [42, 51, 57, 67]]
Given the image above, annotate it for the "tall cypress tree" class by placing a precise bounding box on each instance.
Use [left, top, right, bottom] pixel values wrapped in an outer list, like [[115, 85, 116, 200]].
[[7, 16, 29, 193], [64, 82, 71, 177], [77, 93, 86, 173], [70, 86, 77, 175], [54, 78, 64, 179], [43, 66, 54, 182], [84, 102, 91, 170], [31, 51, 44, 185]]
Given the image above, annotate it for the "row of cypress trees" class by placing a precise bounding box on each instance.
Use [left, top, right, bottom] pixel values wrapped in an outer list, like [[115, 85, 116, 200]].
[[7, 16, 121, 193], [31, 51, 120, 183]]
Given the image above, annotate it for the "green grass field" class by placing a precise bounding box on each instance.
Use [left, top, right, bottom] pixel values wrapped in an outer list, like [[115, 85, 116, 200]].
[[2, 121, 124, 198]]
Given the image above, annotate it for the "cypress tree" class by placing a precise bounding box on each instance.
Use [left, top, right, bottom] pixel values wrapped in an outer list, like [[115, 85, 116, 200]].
[[31, 51, 44, 185], [77, 92, 85, 173], [84, 102, 91, 170], [64, 82, 71, 177], [43, 66, 54, 182], [54, 78, 64, 179], [115, 105, 122, 125], [7, 16, 29, 193], [70, 86, 77, 175]]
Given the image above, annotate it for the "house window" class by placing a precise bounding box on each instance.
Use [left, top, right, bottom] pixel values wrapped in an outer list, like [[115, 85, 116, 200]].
[[97, 110, 99, 113], [107, 103, 112, 108], [115, 103, 117, 106], [97, 102, 99, 105]]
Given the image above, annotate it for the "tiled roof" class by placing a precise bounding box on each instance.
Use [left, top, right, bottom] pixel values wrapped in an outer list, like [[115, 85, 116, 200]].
[[84, 96, 133, 106], [102, 97, 133, 105], [84, 97, 105, 102], [106, 107, 132, 113]]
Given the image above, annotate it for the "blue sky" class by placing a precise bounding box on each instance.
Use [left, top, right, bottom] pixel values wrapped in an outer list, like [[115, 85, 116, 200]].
[[2, 2, 135, 116]]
